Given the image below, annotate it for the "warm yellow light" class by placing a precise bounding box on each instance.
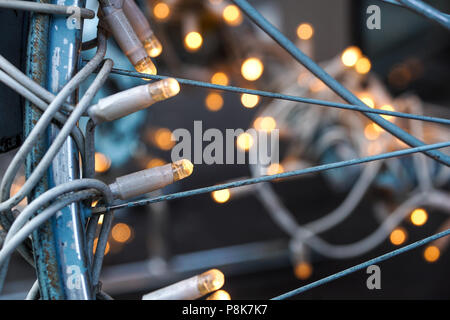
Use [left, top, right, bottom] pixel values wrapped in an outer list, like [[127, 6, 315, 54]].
[[410, 208, 428, 226], [144, 34, 163, 58], [390, 228, 407, 246], [259, 116, 276, 132], [93, 238, 110, 255], [211, 72, 229, 86], [241, 93, 259, 108], [294, 262, 313, 280], [266, 163, 284, 175], [341, 46, 362, 67], [154, 128, 175, 150], [172, 159, 194, 181], [212, 189, 231, 203], [146, 158, 166, 169], [95, 152, 111, 173], [206, 290, 231, 300], [184, 31, 203, 51], [236, 132, 254, 151], [134, 56, 157, 75], [364, 123, 380, 141], [153, 2, 170, 21], [424, 245, 440, 263], [253, 117, 262, 129], [98, 214, 104, 225], [205, 92, 224, 111], [358, 94, 375, 108], [296, 23, 314, 40], [198, 269, 225, 295], [241, 58, 264, 81], [355, 56, 371, 74], [222, 5, 243, 26], [111, 223, 132, 243], [91, 200, 99, 208], [151, 78, 180, 100], [380, 104, 395, 121]]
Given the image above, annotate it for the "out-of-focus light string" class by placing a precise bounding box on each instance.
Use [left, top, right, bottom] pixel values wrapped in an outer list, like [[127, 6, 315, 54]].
[[229, 0, 450, 166], [90, 66, 450, 126], [272, 228, 450, 300], [94, 141, 450, 214]]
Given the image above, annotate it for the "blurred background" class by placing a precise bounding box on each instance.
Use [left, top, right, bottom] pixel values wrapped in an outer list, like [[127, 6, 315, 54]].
[[0, 0, 449, 299]]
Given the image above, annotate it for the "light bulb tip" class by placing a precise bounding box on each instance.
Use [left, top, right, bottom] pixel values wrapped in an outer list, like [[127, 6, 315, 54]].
[[172, 159, 193, 181]]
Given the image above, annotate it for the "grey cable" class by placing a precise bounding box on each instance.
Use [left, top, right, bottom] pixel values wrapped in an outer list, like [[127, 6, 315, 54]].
[[0, 31, 107, 223], [0, 179, 113, 293], [0, 69, 85, 157], [0, 57, 112, 213], [0, 54, 74, 114], [0, 1, 95, 19], [305, 190, 450, 259], [0, 191, 95, 292], [6, 179, 113, 243]]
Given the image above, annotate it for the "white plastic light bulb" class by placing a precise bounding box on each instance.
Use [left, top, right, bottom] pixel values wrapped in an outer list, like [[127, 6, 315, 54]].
[[109, 159, 193, 200], [99, 2, 157, 75], [88, 78, 180, 123], [142, 269, 224, 300]]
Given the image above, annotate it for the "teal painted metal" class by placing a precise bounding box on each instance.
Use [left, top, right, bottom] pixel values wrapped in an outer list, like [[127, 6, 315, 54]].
[[26, 0, 93, 299], [25, 2, 66, 300], [44, 0, 93, 299], [103, 67, 450, 126], [382, 0, 450, 30], [97, 141, 450, 213]]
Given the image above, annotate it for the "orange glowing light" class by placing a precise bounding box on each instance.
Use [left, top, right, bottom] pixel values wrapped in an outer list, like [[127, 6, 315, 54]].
[[111, 223, 132, 243], [95, 152, 111, 173], [205, 92, 224, 111], [153, 2, 170, 21], [390, 228, 407, 246], [296, 23, 314, 40]]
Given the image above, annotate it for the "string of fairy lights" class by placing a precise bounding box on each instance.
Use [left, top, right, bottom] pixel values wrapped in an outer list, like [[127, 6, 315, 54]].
[[87, 0, 450, 294]]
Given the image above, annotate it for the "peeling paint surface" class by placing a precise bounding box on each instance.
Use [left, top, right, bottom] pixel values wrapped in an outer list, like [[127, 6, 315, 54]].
[[27, 0, 93, 300]]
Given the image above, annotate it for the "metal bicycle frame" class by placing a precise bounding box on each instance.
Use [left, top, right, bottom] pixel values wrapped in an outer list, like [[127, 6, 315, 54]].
[[25, 0, 92, 299]]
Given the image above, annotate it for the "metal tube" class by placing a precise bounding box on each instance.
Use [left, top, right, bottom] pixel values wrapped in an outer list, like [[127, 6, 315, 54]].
[[0, 0, 95, 19], [38, 0, 92, 299]]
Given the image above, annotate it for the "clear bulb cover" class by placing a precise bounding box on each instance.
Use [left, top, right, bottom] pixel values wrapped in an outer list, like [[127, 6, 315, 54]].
[[171, 159, 193, 181], [135, 56, 157, 75], [147, 78, 180, 103], [144, 34, 163, 58], [197, 269, 224, 295]]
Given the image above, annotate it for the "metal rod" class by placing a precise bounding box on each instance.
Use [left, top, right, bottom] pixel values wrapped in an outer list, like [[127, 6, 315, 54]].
[[24, 1, 65, 300], [101, 67, 450, 126], [272, 228, 450, 299], [95, 141, 450, 213], [38, 0, 93, 299]]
